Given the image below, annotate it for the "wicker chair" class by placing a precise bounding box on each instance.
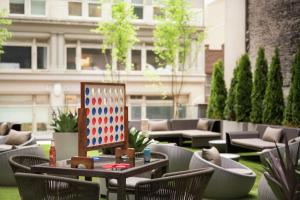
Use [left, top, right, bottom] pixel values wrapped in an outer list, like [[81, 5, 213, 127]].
[[9, 155, 49, 173], [135, 168, 214, 200], [106, 152, 168, 200], [0, 146, 45, 186], [189, 151, 256, 199], [15, 172, 100, 200], [148, 144, 194, 172]]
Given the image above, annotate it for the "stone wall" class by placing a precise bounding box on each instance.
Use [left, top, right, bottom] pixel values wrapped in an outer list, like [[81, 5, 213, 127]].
[[247, 0, 300, 87]]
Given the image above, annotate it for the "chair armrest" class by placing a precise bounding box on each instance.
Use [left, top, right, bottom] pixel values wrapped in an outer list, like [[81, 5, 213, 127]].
[[226, 131, 259, 140], [162, 168, 207, 177], [18, 136, 36, 147]]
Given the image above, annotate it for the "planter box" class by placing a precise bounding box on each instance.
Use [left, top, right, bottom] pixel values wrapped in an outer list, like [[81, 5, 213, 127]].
[[53, 132, 78, 160], [221, 120, 249, 138]]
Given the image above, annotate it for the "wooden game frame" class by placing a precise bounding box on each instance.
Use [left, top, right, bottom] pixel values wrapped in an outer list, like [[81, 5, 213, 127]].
[[78, 82, 129, 157]]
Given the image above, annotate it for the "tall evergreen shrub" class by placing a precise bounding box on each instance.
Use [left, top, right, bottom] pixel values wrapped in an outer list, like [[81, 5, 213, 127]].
[[263, 48, 284, 125], [224, 65, 239, 120], [235, 54, 253, 122], [284, 45, 300, 126], [250, 48, 268, 123], [207, 60, 227, 119]]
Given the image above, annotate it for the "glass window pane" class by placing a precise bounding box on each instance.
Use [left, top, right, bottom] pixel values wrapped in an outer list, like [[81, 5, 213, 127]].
[[37, 47, 47, 69], [132, 0, 143, 4], [67, 48, 76, 70], [31, 0, 46, 15], [153, 6, 163, 19], [132, 50, 141, 70], [81, 48, 111, 70], [10, 0, 25, 14], [133, 6, 143, 19], [89, 3, 101, 17], [146, 106, 172, 119], [0, 46, 31, 69], [131, 106, 141, 120], [69, 2, 82, 16], [146, 50, 164, 69]]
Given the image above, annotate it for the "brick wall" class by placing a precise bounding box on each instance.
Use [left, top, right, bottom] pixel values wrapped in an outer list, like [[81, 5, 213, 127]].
[[205, 45, 224, 102], [247, 0, 300, 87]]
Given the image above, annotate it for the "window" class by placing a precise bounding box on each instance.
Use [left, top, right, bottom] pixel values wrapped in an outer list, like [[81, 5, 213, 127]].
[[10, 0, 25, 14], [31, 0, 46, 15], [131, 105, 142, 120], [37, 47, 47, 69], [69, 2, 82, 16], [146, 50, 165, 69], [89, 3, 101, 17], [0, 46, 31, 69], [153, 6, 163, 19], [132, 50, 142, 70], [132, 0, 143, 19], [67, 48, 76, 70], [146, 106, 172, 119], [81, 48, 111, 70]]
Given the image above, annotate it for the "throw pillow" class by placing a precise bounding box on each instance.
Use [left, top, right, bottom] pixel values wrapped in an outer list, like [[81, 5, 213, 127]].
[[5, 130, 31, 145], [196, 119, 209, 131], [202, 146, 221, 166], [0, 122, 10, 136], [262, 127, 282, 143], [148, 120, 169, 131]]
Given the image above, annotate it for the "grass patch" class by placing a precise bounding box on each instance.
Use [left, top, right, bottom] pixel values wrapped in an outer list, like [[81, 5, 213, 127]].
[[0, 144, 263, 200]]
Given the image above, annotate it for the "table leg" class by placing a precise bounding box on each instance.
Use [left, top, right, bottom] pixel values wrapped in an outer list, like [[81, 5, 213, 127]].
[[117, 177, 126, 200]]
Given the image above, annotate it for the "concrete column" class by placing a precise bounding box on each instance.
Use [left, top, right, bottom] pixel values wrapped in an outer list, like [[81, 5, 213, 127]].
[[32, 39, 37, 71], [57, 34, 65, 69], [196, 43, 205, 74], [224, 0, 246, 87], [50, 33, 58, 70], [141, 43, 146, 70], [76, 40, 81, 71]]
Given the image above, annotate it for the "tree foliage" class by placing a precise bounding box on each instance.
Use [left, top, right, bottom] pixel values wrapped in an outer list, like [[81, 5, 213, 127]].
[[250, 47, 268, 123], [0, 10, 11, 55], [224, 65, 239, 120], [284, 45, 300, 126], [263, 48, 284, 125], [207, 60, 227, 119], [93, 2, 138, 80], [235, 54, 253, 122], [153, 0, 204, 118]]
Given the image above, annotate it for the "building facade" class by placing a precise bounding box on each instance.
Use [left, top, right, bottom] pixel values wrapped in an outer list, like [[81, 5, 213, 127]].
[[0, 0, 205, 135]]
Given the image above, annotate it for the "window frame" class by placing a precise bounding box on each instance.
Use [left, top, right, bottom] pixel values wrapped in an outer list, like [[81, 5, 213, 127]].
[[8, 0, 47, 17]]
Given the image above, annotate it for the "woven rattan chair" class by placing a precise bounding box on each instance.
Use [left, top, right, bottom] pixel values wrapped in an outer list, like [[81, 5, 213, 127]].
[[135, 168, 214, 200], [106, 152, 168, 200], [9, 155, 49, 173], [15, 172, 100, 200]]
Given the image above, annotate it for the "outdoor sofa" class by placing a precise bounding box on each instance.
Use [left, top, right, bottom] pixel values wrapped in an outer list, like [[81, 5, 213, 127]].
[[0, 122, 21, 140], [226, 124, 300, 152], [129, 119, 221, 147]]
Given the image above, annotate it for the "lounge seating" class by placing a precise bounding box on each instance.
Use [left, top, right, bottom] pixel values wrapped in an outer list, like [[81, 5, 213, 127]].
[[135, 168, 214, 200], [15, 172, 100, 200], [226, 124, 299, 152], [0, 130, 36, 152], [258, 139, 300, 200], [130, 119, 221, 147], [189, 151, 256, 199], [148, 143, 194, 172], [0, 146, 45, 186], [0, 122, 21, 140]]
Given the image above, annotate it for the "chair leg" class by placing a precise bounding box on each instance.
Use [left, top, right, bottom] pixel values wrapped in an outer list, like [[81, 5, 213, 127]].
[[106, 190, 110, 200]]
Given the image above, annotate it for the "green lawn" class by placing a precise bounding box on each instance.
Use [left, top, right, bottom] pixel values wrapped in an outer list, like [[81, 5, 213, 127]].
[[0, 144, 262, 200]]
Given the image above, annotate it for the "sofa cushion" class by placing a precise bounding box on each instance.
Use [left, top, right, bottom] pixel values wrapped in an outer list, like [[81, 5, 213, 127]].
[[232, 138, 284, 151], [109, 177, 150, 188], [262, 127, 282, 143], [0, 122, 10, 136], [226, 168, 253, 175], [0, 144, 14, 152], [182, 130, 220, 138], [196, 119, 209, 131], [5, 130, 31, 145], [202, 147, 221, 166], [148, 120, 169, 131]]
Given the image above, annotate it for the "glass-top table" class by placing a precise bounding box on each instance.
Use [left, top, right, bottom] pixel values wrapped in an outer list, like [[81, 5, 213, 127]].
[[31, 153, 168, 200]]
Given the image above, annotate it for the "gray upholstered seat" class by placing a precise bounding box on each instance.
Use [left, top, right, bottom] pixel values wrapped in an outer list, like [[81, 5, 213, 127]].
[[232, 138, 284, 151], [189, 151, 256, 199]]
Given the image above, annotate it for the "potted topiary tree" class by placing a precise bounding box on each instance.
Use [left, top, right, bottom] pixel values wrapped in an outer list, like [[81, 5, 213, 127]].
[[51, 109, 78, 160]]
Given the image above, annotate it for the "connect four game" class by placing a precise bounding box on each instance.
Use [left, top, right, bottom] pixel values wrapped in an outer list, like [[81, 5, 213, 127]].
[[78, 82, 128, 156]]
